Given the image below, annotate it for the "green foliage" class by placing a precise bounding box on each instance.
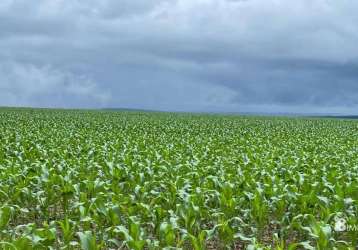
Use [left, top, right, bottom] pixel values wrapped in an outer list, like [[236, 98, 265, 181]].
[[0, 108, 357, 249]]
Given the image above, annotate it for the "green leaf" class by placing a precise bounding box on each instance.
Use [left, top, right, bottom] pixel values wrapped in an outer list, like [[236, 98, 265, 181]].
[[0, 206, 12, 230], [78, 231, 98, 250]]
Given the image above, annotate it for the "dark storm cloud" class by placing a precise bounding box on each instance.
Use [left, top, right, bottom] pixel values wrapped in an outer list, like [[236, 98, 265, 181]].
[[0, 0, 358, 113], [198, 58, 358, 106]]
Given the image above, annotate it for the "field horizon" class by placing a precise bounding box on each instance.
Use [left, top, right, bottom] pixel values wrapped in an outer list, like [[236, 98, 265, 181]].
[[1, 106, 358, 120]]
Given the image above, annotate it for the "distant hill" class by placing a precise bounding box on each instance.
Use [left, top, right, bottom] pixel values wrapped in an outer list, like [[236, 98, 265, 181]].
[[322, 115, 358, 119]]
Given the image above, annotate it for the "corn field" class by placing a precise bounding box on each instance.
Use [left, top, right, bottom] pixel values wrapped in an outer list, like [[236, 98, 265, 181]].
[[0, 108, 357, 249]]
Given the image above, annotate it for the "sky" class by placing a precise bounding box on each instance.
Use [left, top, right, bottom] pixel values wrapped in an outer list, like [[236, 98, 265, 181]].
[[0, 0, 358, 114]]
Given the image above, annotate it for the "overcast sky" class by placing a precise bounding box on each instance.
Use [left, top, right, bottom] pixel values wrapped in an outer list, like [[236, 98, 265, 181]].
[[1, 0, 358, 114]]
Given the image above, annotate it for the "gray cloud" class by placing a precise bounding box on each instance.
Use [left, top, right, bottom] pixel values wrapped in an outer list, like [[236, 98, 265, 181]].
[[0, 62, 110, 108], [0, 0, 358, 114]]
